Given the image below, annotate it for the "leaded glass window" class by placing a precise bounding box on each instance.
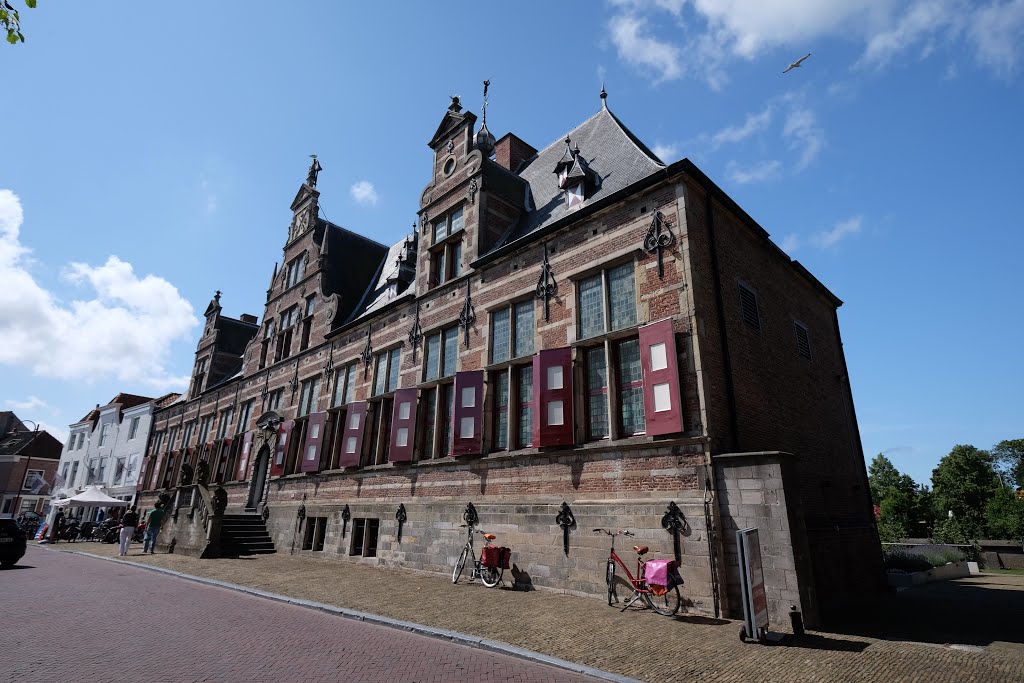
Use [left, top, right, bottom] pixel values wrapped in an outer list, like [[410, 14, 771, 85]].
[[490, 308, 510, 364], [586, 348, 609, 439], [617, 338, 645, 435]]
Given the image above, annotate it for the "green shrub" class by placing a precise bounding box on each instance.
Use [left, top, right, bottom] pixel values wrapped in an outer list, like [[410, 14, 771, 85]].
[[883, 549, 934, 572]]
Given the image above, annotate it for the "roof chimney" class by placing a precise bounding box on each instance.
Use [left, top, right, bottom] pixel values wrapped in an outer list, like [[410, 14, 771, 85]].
[[240, 314, 258, 325], [494, 133, 537, 174]]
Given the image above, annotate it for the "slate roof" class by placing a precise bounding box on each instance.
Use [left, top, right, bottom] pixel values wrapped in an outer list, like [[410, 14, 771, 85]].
[[350, 234, 417, 320], [498, 105, 665, 248], [319, 220, 391, 327]]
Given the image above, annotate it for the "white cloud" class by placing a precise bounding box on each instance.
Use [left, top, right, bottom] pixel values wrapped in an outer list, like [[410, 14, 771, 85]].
[[652, 143, 681, 163], [608, 14, 683, 82], [5, 396, 48, 412], [350, 180, 379, 207], [726, 159, 782, 184], [35, 421, 69, 444], [811, 215, 863, 249], [711, 106, 773, 147], [606, 1, 1023, 85], [0, 189, 197, 391], [783, 106, 824, 170], [780, 233, 802, 253], [968, 0, 1024, 74]]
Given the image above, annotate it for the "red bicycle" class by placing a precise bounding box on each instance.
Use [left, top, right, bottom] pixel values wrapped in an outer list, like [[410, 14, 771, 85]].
[[594, 527, 682, 616]]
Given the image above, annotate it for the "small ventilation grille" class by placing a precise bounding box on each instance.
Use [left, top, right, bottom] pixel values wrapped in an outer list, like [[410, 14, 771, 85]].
[[738, 284, 761, 331], [795, 322, 811, 359]]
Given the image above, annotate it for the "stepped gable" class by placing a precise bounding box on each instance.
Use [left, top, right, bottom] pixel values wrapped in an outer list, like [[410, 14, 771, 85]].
[[497, 105, 665, 250]]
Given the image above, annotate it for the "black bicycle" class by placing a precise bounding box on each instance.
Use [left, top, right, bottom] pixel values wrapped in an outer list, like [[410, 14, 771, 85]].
[[452, 524, 504, 587]]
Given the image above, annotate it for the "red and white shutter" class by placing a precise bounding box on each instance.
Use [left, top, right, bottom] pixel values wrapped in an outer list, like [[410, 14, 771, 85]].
[[151, 452, 165, 489], [533, 348, 574, 447], [451, 371, 484, 457], [389, 389, 418, 463], [339, 402, 368, 468], [138, 456, 152, 491], [271, 420, 294, 477], [300, 412, 328, 473], [237, 431, 254, 480], [216, 437, 233, 481], [164, 450, 179, 487], [639, 319, 684, 436]]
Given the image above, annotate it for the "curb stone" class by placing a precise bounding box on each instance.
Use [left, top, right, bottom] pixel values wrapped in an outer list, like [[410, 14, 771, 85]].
[[54, 547, 644, 683]]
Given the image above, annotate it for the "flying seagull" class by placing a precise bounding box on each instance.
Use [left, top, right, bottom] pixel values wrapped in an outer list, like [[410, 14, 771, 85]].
[[783, 53, 811, 74]]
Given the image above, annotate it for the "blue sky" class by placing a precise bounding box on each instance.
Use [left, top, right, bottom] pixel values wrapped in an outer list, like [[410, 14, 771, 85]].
[[1, 1, 1021, 486]]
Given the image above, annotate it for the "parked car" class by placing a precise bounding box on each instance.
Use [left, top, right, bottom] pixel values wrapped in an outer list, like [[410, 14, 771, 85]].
[[0, 518, 28, 568]]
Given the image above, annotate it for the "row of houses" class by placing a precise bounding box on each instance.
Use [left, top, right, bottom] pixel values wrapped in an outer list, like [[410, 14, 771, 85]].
[[39, 86, 881, 627]]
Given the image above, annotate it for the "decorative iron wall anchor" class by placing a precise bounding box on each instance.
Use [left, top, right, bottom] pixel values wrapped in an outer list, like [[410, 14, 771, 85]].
[[535, 242, 557, 321], [341, 504, 351, 537], [661, 500, 686, 563], [555, 501, 576, 556], [396, 503, 407, 543], [463, 502, 479, 527], [360, 327, 373, 375], [459, 279, 476, 348], [288, 361, 299, 396], [408, 300, 423, 361], [291, 497, 307, 555], [322, 342, 335, 387], [643, 211, 675, 279]]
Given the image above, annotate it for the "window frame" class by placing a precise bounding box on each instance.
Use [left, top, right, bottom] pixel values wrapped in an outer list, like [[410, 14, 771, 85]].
[[127, 416, 140, 440], [297, 375, 321, 417], [576, 260, 638, 342], [422, 326, 459, 383], [488, 299, 535, 365], [429, 206, 465, 287]]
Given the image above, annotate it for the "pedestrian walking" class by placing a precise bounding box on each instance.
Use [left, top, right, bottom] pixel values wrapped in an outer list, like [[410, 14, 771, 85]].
[[119, 506, 139, 556], [50, 509, 65, 543], [143, 503, 165, 554]]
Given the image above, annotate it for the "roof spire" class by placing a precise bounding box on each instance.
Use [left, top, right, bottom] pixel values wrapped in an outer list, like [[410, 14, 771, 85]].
[[474, 79, 496, 157], [306, 154, 322, 187], [600, 82, 607, 109]]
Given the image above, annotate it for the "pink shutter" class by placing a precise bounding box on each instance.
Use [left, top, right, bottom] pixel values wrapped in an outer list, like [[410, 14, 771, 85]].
[[237, 431, 254, 480], [533, 348, 574, 447], [300, 412, 328, 473], [271, 420, 294, 477], [151, 452, 165, 489], [389, 389, 418, 463], [451, 371, 484, 457], [339, 402, 368, 468], [216, 438, 232, 482], [138, 456, 152, 491], [640, 319, 684, 436]]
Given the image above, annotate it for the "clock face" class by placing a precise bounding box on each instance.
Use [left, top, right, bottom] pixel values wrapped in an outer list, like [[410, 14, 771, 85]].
[[566, 183, 584, 208]]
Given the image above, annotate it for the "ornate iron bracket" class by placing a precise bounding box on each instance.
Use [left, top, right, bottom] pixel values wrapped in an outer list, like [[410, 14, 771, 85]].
[[555, 501, 576, 556], [288, 361, 299, 398], [341, 504, 351, 537], [322, 342, 335, 388], [459, 279, 476, 348], [396, 503, 407, 543], [260, 372, 271, 408], [535, 242, 557, 321], [360, 327, 373, 376], [643, 211, 675, 280], [463, 502, 479, 527], [661, 500, 686, 563], [408, 301, 424, 362], [467, 178, 478, 204]]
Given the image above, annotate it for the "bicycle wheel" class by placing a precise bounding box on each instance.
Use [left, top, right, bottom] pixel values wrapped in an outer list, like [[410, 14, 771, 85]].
[[453, 546, 470, 584], [647, 584, 682, 616], [481, 566, 501, 587], [605, 559, 616, 606]]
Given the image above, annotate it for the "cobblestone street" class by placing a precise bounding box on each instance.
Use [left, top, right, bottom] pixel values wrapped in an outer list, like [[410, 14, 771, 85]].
[[25, 543, 1024, 682], [5, 546, 598, 683]]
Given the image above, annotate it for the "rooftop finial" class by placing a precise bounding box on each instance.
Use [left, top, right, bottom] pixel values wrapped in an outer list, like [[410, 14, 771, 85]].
[[600, 82, 607, 108], [474, 79, 496, 157], [449, 95, 462, 112], [481, 79, 490, 125], [306, 154, 322, 187], [215, 290, 221, 302]]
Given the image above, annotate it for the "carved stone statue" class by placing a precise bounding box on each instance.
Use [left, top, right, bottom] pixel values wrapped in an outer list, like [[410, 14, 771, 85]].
[[212, 486, 228, 516], [179, 462, 194, 486], [195, 460, 210, 486]]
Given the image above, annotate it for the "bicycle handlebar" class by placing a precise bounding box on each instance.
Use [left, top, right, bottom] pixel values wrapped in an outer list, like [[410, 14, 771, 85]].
[[593, 528, 633, 536]]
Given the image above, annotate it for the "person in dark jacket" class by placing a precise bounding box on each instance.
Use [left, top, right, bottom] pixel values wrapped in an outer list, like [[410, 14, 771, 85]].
[[118, 506, 139, 556]]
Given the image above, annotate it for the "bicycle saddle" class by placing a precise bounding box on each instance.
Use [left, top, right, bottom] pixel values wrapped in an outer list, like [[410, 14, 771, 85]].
[[633, 545, 649, 555], [484, 534, 496, 541]]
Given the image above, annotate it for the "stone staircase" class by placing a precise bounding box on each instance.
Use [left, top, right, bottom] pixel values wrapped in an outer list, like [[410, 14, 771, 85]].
[[218, 513, 275, 556]]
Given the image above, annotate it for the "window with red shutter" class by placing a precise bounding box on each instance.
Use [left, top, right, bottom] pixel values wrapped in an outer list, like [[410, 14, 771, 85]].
[[271, 421, 294, 477], [151, 452, 165, 490], [237, 431, 254, 480], [300, 412, 328, 473], [639, 319, 684, 436], [339, 402, 368, 468], [389, 389, 418, 462], [532, 348, 574, 447], [451, 371, 484, 456]]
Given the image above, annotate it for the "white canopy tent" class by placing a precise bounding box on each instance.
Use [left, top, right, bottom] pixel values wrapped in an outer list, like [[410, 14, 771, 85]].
[[52, 486, 131, 508]]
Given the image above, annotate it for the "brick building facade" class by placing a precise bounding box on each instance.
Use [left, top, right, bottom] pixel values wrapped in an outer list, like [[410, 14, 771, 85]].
[[138, 89, 881, 626], [1, 416, 62, 518]]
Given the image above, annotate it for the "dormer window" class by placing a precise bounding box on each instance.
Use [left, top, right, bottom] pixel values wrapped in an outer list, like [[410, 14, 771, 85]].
[[553, 137, 593, 210], [430, 207, 465, 288]]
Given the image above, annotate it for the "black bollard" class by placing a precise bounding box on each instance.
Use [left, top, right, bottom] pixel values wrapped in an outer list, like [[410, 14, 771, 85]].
[[789, 606, 804, 637]]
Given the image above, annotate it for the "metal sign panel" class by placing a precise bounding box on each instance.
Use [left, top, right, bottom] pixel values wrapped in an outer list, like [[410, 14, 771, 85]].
[[737, 527, 769, 640]]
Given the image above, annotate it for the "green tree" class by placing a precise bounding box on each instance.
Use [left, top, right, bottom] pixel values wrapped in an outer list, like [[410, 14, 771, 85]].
[[2, 1, 36, 45], [868, 453, 917, 504], [985, 487, 1024, 544], [931, 444, 997, 542], [992, 438, 1024, 490], [868, 454, 931, 542]]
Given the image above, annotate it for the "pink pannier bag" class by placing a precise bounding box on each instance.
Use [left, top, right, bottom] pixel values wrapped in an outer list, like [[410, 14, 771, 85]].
[[644, 559, 681, 595]]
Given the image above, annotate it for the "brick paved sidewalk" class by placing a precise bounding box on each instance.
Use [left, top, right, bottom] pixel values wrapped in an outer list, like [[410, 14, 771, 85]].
[[44, 542, 1024, 683]]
